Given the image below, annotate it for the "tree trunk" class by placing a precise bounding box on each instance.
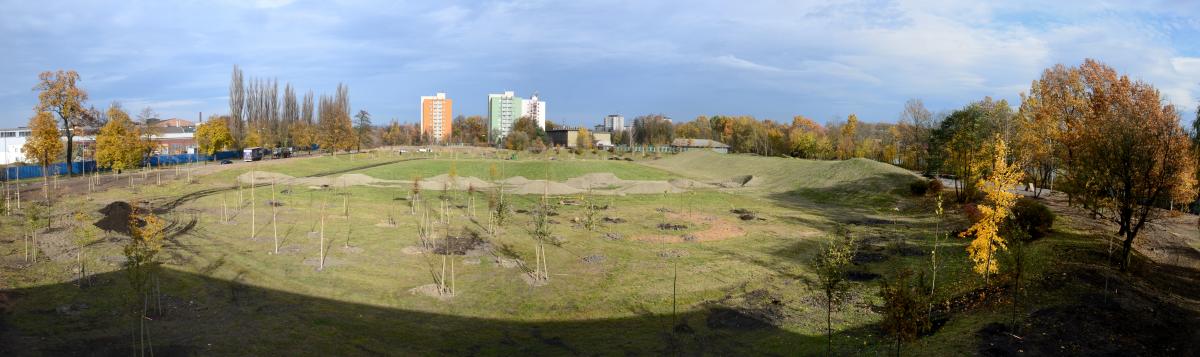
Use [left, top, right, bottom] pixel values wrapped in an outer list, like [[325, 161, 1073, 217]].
[[1120, 231, 1135, 271], [65, 130, 75, 175], [826, 291, 833, 356]]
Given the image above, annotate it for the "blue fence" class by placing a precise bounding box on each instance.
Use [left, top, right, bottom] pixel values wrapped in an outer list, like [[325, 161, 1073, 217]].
[[2, 150, 242, 181]]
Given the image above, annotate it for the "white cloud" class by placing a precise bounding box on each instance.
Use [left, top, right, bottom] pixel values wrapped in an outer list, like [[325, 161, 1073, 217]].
[[710, 55, 782, 72]]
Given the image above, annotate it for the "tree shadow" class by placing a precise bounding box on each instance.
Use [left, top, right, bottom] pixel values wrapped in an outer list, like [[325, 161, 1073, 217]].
[[0, 266, 848, 355]]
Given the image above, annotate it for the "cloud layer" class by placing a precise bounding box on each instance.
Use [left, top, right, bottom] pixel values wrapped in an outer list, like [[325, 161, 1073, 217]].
[[1, 0, 1198, 127]]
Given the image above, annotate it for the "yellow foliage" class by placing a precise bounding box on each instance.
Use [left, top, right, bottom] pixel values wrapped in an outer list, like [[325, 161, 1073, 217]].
[[960, 136, 1023, 276], [95, 106, 143, 172], [21, 111, 64, 167], [195, 117, 234, 157]]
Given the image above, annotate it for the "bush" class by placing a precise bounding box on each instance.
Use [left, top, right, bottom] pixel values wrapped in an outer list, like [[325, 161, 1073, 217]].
[[909, 179, 943, 196], [1009, 198, 1054, 239], [927, 179, 943, 194], [909, 180, 929, 196]]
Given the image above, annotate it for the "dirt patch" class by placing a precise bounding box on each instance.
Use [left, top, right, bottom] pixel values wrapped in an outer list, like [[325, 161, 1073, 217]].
[[618, 181, 684, 194], [602, 217, 626, 224], [408, 284, 454, 300], [495, 257, 522, 269], [636, 212, 747, 243], [521, 273, 549, 287], [602, 232, 624, 241], [433, 229, 488, 256], [582, 254, 605, 264], [657, 223, 688, 231], [401, 246, 426, 255], [657, 249, 689, 258]]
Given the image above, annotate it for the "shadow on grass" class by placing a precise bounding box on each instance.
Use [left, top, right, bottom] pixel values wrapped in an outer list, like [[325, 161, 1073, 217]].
[[0, 266, 872, 356]]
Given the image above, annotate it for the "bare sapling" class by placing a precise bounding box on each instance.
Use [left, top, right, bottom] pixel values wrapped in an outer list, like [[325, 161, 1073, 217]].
[[411, 175, 422, 215], [319, 200, 327, 271], [73, 211, 98, 287], [251, 173, 256, 239]]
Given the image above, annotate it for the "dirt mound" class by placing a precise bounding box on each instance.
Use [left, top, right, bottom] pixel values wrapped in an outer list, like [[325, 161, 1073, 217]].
[[498, 176, 531, 186], [237, 171, 295, 184], [96, 201, 144, 234], [565, 173, 624, 189], [636, 212, 746, 243], [330, 174, 379, 186], [511, 180, 583, 195], [424, 174, 495, 190], [619, 181, 685, 194], [719, 175, 762, 188], [669, 178, 715, 189]]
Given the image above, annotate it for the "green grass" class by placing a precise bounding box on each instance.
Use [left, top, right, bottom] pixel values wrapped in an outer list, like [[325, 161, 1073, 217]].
[[0, 151, 1122, 355], [353, 157, 678, 181]]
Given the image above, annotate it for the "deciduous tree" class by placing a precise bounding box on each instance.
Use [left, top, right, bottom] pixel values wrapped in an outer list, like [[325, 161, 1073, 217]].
[[33, 70, 93, 175], [959, 136, 1022, 284], [1064, 59, 1196, 270], [22, 111, 64, 201], [96, 104, 143, 173], [195, 116, 234, 161]]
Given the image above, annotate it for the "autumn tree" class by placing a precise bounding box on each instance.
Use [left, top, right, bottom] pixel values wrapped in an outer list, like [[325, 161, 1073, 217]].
[[22, 111, 64, 201], [195, 116, 234, 161], [836, 114, 859, 159], [1014, 65, 1088, 197], [451, 115, 488, 145], [317, 84, 355, 153], [959, 136, 1022, 286], [576, 127, 593, 149], [96, 104, 144, 174], [1063, 59, 1196, 270], [33, 70, 94, 175]]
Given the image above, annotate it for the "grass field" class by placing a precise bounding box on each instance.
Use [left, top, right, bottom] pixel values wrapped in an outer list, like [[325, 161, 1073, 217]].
[[0, 150, 1194, 355]]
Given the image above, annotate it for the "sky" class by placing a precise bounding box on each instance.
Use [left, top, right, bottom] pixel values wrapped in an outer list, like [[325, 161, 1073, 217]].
[[2, 0, 1199, 128]]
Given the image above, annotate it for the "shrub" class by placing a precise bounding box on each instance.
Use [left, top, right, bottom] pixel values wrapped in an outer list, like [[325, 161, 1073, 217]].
[[962, 203, 983, 224], [909, 180, 930, 196], [927, 179, 943, 194], [1009, 198, 1054, 239]]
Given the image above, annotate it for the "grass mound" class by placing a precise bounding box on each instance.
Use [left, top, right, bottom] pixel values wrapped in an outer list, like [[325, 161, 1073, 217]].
[[645, 151, 918, 197]]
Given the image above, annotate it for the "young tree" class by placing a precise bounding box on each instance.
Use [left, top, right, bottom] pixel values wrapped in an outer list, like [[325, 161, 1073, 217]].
[[33, 70, 93, 175], [1063, 59, 1196, 270], [73, 210, 99, 286], [195, 116, 234, 161], [959, 136, 1022, 286], [576, 127, 594, 150], [21, 111, 64, 202], [836, 114, 859, 160], [810, 232, 856, 356], [879, 270, 929, 356], [124, 205, 165, 355], [95, 104, 144, 174]]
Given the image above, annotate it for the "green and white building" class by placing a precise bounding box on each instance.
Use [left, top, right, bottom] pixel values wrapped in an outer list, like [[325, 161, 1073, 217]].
[[487, 91, 546, 143]]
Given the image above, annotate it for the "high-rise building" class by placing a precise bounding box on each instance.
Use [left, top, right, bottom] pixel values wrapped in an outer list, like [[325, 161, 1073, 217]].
[[487, 91, 546, 142], [420, 92, 453, 143], [601, 114, 624, 132]]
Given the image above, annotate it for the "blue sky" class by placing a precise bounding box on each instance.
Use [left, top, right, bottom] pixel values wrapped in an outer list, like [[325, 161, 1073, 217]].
[[2, 0, 1199, 128]]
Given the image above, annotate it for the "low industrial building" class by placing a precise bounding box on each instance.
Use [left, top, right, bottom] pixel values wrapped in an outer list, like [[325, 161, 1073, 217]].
[[670, 138, 730, 154], [547, 128, 612, 148]]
